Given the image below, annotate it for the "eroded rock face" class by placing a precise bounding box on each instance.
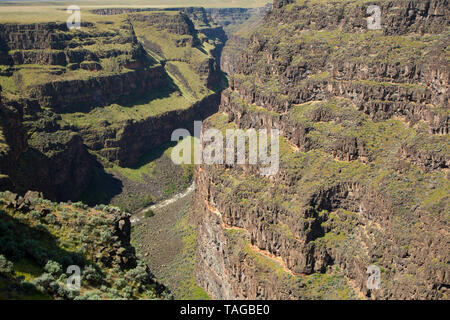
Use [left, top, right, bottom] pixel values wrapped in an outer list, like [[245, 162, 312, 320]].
[[30, 66, 169, 113], [80, 92, 220, 167], [194, 131, 449, 300], [0, 23, 69, 51], [0, 88, 95, 201], [193, 0, 449, 300], [226, 0, 449, 134], [270, 0, 449, 35], [401, 135, 449, 171], [0, 93, 28, 170], [20, 131, 95, 201], [129, 12, 197, 35], [0, 92, 29, 190], [207, 6, 271, 75]]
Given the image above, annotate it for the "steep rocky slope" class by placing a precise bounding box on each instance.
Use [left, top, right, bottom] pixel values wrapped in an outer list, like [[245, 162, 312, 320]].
[[89, 6, 272, 75], [207, 6, 272, 75], [193, 0, 449, 300], [0, 8, 227, 299], [0, 190, 168, 299]]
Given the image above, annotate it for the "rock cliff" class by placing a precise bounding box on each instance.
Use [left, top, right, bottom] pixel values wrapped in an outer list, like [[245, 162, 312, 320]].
[[207, 6, 272, 75], [193, 0, 449, 300], [0, 9, 225, 203]]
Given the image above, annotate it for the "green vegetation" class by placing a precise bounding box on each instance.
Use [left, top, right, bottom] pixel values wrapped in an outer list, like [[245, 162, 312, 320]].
[[166, 61, 209, 101], [224, 226, 357, 300], [152, 201, 210, 300], [109, 136, 196, 188], [0, 192, 169, 300], [202, 85, 449, 297], [79, 137, 196, 213]]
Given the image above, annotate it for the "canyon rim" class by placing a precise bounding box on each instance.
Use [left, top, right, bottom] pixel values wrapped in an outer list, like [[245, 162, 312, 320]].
[[0, 0, 448, 303]]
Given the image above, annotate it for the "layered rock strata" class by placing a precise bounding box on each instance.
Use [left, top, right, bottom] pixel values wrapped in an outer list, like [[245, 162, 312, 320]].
[[193, 0, 449, 300]]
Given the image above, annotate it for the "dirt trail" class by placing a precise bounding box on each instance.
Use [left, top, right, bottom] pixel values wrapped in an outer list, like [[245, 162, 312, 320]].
[[131, 182, 195, 226]]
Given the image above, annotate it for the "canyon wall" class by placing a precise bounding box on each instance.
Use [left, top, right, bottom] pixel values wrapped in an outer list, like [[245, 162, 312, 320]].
[[193, 0, 449, 300], [0, 9, 225, 202], [77, 92, 220, 167], [0, 189, 169, 299]]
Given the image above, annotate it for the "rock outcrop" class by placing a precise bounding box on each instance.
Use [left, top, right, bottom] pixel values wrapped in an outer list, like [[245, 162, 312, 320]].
[[30, 66, 169, 113]]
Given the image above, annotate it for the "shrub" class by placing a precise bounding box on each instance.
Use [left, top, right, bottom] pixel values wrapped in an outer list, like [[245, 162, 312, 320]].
[[114, 278, 126, 289], [58, 273, 68, 282], [74, 292, 102, 300], [59, 210, 68, 220], [94, 204, 105, 211], [100, 230, 112, 242], [45, 214, 57, 224], [35, 223, 49, 233], [67, 289, 80, 300], [0, 255, 14, 275], [122, 285, 134, 299], [106, 288, 123, 300], [125, 261, 149, 283], [88, 216, 103, 226], [73, 202, 88, 210], [57, 285, 69, 298], [32, 273, 55, 292]]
